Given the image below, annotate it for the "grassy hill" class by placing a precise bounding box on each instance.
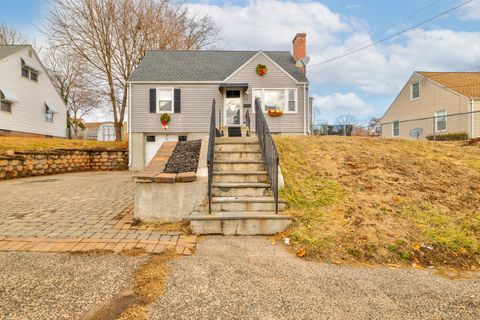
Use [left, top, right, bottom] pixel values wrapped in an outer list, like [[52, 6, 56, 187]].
[[276, 136, 480, 269], [0, 137, 127, 153]]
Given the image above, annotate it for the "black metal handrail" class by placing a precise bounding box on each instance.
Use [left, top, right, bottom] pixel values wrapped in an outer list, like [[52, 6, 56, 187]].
[[207, 99, 216, 214], [245, 109, 251, 136], [254, 98, 279, 214]]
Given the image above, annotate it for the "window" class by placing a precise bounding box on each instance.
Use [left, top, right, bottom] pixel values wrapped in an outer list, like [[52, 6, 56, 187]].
[[0, 91, 12, 113], [393, 121, 400, 137], [435, 110, 447, 132], [45, 104, 54, 122], [178, 135, 187, 142], [252, 88, 298, 113], [1, 101, 11, 113], [157, 88, 173, 113], [30, 71, 38, 81], [21, 67, 29, 78], [146, 135, 156, 142], [411, 82, 420, 100]]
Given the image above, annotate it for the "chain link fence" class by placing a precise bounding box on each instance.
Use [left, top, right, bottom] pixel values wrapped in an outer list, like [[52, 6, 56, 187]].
[[380, 110, 480, 140]]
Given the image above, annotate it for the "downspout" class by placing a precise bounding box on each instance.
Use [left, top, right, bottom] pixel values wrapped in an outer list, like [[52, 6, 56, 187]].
[[128, 83, 132, 167], [304, 83, 307, 135]]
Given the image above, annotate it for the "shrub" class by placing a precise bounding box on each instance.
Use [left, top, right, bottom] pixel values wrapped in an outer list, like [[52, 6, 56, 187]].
[[426, 132, 469, 141]]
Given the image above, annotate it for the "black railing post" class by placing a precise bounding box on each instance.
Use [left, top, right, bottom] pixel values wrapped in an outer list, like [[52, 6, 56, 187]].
[[254, 98, 279, 214], [207, 99, 216, 214]]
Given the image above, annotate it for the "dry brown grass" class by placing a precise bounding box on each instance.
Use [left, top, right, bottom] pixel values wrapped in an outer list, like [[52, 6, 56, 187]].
[[276, 136, 480, 269], [0, 136, 127, 153], [137, 220, 191, 234], [118, 250, 176, 320]]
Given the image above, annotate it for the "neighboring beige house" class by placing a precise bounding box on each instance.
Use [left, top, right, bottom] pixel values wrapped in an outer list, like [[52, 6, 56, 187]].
[[381, 72, 480, 139], [0, 45, 67, 137], [127, 33, 312, 170]]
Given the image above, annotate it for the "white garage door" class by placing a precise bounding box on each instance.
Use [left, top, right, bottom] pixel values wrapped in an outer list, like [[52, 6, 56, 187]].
[[145, 135, 178, 166]]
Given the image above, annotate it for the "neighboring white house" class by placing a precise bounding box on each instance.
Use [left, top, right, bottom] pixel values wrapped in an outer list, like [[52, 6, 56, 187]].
[[0, 45, 67, 137], [83, 121, 126, 141]]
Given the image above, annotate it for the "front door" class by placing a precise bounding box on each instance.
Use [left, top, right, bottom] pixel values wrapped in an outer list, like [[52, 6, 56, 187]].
[[224, 89, 242, 126]]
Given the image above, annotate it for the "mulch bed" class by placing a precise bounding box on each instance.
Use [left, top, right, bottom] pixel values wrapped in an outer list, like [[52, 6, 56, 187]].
[[163, 140, 201, 173]]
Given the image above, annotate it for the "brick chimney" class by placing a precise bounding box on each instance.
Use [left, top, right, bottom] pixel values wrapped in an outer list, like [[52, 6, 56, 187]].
[[292, 33, 307, 72]]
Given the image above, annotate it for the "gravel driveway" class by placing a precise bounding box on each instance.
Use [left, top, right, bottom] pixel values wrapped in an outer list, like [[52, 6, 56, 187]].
[[151, 236, 480, 320], [0, 252, 145, 320]]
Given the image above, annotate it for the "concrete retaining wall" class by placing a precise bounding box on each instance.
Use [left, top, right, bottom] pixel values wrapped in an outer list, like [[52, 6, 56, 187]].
[[133, 136, 208, 223], [0, 149, 128, 180]]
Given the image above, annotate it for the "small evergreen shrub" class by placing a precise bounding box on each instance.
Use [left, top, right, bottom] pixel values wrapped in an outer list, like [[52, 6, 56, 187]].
[[426, 132, 469, 141]]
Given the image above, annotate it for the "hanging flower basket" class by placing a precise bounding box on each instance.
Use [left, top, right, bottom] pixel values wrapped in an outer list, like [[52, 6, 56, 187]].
[[160, 113, 171, 130], [267, 109, 283, 117], [256, 64, 267, 76]]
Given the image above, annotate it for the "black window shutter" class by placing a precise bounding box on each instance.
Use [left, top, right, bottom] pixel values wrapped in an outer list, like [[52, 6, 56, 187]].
[[174, 89, 181, 113], [149, 89, 156, 113]]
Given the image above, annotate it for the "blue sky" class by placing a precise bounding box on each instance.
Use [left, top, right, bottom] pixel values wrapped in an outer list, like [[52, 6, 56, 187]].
[[3, 0, 480, 123]]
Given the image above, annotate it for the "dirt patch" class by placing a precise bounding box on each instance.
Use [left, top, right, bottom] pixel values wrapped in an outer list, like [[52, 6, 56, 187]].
[[84, 250, 176, 320], [138, 220, 191, 234], [163, 140, 201, 173], [276, 136, 480, 270], [118, 250, 176, 320]]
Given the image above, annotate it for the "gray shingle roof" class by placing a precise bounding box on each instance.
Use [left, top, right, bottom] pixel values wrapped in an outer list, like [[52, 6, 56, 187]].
[[0, 45, 28, 60], [129, 50, 308, 83]]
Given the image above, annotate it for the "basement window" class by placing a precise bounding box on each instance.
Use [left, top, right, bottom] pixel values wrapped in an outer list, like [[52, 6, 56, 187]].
[[146, 135, 156, 142]]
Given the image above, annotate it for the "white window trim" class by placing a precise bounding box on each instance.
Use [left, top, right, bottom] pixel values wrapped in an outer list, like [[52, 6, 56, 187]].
[[435, 110, 448, 133], [251, 88, 298, 114], [410, 82, 420, 101], [392, 120, 400, 137], [156, 87, 174, 114]]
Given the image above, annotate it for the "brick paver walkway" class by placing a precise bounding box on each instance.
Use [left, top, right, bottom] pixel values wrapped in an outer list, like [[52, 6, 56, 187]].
[[0, 171, 196, 255]]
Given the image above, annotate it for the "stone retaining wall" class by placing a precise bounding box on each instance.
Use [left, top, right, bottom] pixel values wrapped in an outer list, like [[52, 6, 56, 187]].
[[0, 149, 128, 180]]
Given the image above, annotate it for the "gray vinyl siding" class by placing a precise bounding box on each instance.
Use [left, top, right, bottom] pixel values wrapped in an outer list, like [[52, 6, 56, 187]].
[[130, 53, 308, 135], [228, 53, 306, 134], [131, 83, 222, 133]]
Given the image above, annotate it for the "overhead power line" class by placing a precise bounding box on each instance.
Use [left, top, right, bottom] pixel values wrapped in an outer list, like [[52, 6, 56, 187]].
[[308, 0, 475, 70], [308, 1, 480, 75]]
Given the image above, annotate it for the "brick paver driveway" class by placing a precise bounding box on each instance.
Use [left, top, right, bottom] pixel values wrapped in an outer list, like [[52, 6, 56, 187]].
[[0, 172, 196, 254]]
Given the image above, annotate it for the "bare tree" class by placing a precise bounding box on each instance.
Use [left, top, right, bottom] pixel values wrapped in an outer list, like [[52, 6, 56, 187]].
[[335, 114, 361, 127], [0, 21, 28, 45], [45, 0, 219, 141], [44, 46, 102, 138]]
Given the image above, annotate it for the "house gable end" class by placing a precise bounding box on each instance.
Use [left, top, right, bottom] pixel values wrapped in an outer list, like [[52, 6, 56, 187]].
[[226, 51, 299, 85]]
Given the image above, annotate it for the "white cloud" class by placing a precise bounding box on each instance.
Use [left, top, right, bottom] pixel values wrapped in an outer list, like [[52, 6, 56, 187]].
[[313, 92, 375, 117], [186, 0, 351, 50], [459, 0, 480, 20], [308, 28, 480, 96]]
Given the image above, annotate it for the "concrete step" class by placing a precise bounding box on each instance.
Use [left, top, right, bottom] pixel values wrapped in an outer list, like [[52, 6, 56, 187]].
[[215, 143, 261, 152], [214, 151, 263, 161], [213, 171, 268, 183], [212, 183, 272, 197], [216, 137, 258, 144], [189, 211, 293, 235], [214, 160, 265, 172], [211, 197, 287, 212]]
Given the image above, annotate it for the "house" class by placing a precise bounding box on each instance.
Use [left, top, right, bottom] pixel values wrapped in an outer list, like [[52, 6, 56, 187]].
[[0, 45, 67, 138], [381, 72, 480, 139], [82, 122, 126, 141], [127, 33, 312, 170]]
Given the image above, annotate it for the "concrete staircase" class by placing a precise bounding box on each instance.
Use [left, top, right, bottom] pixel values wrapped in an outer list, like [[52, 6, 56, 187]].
[[190, 137, 292, 235]]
